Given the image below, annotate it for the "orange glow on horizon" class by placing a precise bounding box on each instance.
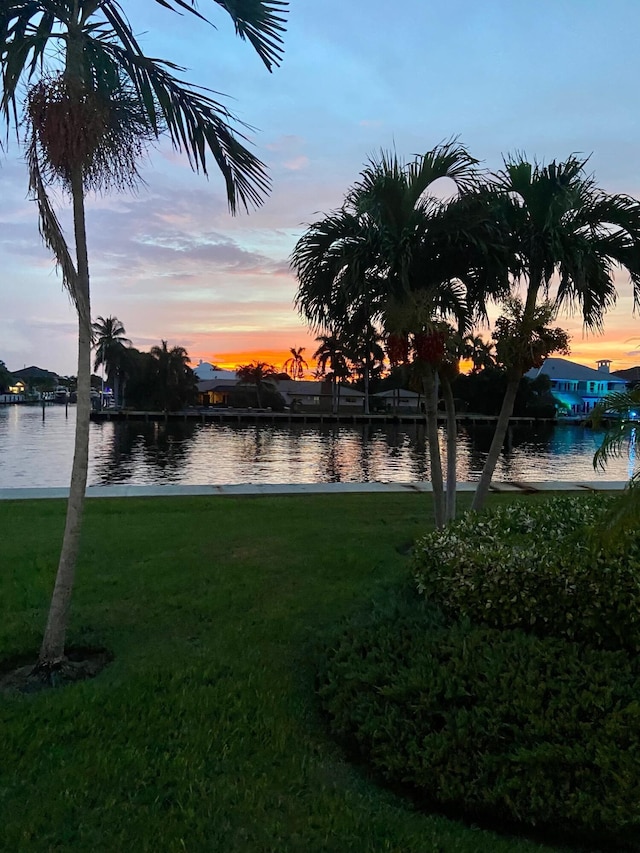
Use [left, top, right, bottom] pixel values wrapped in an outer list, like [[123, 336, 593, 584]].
[[190, 337, 640, 378], [193, 348, 318, 376]]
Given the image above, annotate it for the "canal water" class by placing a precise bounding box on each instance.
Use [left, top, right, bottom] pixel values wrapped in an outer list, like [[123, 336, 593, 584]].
[[0, 403, 636, 489]]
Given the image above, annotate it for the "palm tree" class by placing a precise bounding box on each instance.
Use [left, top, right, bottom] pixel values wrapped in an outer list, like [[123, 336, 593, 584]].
[[463, 333, 495, 373], [92, 315, 130, 407], [591, 388, 640, 480], [0, 0, 287, 673], [471, 155, 640, 512], [236, 361, 277, 408], [293, 143, 509, 526], [588, 389, 640, 538], [283, 346, 308, 380], [344, 316, 385, 414], [150, 340, 195, 411], [312, 335, 350, 414]]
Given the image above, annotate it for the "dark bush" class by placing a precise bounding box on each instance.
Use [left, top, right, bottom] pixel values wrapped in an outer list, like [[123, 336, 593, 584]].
[[412, 494, 640, 651], [317, 595, 640, 846]]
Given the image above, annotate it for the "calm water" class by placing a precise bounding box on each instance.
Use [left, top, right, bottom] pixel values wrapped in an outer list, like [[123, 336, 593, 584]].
[[0, 403, 636, 488]]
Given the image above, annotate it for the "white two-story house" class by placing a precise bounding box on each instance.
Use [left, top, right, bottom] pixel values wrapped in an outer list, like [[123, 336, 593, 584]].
[[525, 358, 628, 416]]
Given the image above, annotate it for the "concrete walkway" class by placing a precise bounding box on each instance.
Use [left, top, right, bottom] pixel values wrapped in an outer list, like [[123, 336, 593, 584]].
[[0, 480, 628, 501]]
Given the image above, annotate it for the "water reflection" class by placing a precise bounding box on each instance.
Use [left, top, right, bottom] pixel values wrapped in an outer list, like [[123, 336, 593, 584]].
[[0, 404, 635, 489], [92, 419, 199, 484]]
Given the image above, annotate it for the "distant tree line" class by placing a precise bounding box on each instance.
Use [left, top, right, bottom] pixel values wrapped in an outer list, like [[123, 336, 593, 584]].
[[93, 316, 196, 411]]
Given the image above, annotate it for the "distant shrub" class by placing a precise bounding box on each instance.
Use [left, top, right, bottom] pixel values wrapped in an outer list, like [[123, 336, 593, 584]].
[[412, 494, 640, 651], [317, 597, 640, 845]]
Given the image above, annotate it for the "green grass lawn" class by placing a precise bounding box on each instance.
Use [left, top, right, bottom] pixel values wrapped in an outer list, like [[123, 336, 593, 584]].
[[0, 494, 559, 852]]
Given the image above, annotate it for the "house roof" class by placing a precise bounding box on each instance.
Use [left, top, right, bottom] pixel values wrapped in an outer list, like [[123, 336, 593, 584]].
[[197, 379, 238, 392], [374, 388, 420, 399], [11, 365, 58, 381], [612, 366, 640, 382], [275, 380, 364, 396], [275, 380, 324, 395], [192, 362, 236, 381], [525, 357, 627, 384], [336, 384, 364, 396]]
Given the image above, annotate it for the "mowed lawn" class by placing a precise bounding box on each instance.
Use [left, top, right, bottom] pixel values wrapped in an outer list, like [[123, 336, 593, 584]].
[[0, 493, 557, 853]]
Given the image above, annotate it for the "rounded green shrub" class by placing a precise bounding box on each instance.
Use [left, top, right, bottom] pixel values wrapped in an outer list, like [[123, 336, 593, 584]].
[[412, 494, 640, 651], [317, 596, 640, 845]]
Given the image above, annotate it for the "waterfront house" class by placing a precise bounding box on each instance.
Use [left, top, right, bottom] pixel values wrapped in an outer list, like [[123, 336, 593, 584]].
[[373, 388, 421, 413], [197, 379, 238, 407], [8, 379, 26, 396], [525, 357, 627, 415], [276, 380, 365, 412], [196, 376, 366, 412], [192, 361, 237, 382], [274, 379, 324, 410]]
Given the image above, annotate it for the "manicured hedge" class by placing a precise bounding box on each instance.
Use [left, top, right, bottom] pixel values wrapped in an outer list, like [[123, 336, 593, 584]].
[[317, 596, 640, 847], [412, 495, 640, 651]]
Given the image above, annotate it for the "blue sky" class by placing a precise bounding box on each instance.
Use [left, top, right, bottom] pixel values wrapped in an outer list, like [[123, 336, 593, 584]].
[[2, 0, 640, 374]]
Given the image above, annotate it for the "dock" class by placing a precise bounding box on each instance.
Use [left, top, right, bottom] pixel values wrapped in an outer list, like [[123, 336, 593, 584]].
[[89, 409, 568, 427]]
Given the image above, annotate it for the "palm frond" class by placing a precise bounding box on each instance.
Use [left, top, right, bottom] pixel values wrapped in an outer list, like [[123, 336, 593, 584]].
[[26, 133, 84, 321], [2, 1, 278, 210], [100, 5, 270, 210], [210, 0, 287, 70], [589, 389, 640, 471]]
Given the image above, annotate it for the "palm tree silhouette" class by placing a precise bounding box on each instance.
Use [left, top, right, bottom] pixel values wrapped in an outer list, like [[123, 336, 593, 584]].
[[313, 335, 350, 414], [236, 361, 277, 408], [283, 347, 308, 380], [92, 315, 131, 407], [150, 341, 194, 412]]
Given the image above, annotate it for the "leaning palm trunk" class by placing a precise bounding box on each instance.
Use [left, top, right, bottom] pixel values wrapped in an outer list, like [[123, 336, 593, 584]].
[[441, 375, 458, 522], [38, 167, 91, 667], [471, 371, 520, 512], [423, 366, 445, 528]]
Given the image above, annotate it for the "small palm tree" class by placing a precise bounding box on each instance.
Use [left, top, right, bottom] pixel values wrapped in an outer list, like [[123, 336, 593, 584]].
[[92, 315, 131, 407], [236, 361, 277, 408], [1, 0, 288, 672], [591, 388, 640, 484], [313, 335, 350, 414], [463, 334, 495, 373], [150, 341, 194, 411], [344, 319, 384, 414], [283, 347, 308, 380], [589, 389, 640, 536]]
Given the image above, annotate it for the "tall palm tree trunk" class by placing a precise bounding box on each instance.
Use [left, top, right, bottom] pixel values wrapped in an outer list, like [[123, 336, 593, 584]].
[[471, 370, 520, 512], [423, 366, 445, 527], [38, 166, 91, 667], [472, 280, 539, 513], [441, 375, 458, 522]]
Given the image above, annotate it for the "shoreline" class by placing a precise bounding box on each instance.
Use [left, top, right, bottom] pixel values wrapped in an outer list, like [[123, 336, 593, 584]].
[[0, 480, 627, 501]]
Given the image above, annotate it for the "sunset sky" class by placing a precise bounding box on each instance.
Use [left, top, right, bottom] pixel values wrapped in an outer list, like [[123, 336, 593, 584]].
[[2, 0, 640, 376]]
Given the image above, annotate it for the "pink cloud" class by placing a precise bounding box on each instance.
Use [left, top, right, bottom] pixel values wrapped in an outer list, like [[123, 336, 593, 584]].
[[283, 156, 309, 171]]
